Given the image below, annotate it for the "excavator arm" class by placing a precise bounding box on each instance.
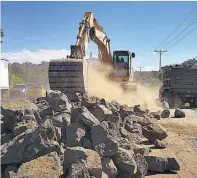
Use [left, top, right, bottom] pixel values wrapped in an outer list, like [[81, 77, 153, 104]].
[[68, 12, 112, 64]]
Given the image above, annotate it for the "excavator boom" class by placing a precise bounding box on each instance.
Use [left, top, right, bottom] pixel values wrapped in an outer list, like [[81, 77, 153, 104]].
[[67, 12, 112, 63]]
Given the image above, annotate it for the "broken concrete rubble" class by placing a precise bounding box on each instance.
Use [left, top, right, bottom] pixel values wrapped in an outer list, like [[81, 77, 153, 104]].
[[77, 106, 100, 128], [154, 139, 167, 149], [9, 152, 62, 178], [150, 111, 161, 120], [0, 90, 180, 177], [119, 105, 134, 119], [145, 156, 180, 173], [1, 119, 60, 165], [102, 157, 118, 178], [133, 153, 148, 178], [1, 108, 21, 131], [12, 120, 37, 136], [46, 90, 72, 113], [174, 108, 185, 118], [66, 159, 91, 178], [114, 147, 137, 176], [3, 165, 18, 178], [91, 123, 118, 157], [161, 109, 170, 118], [64, 146, 102, 178], [66, 122, 86, 147], [93, 104, 112, 122], [82, 93, 100, 109], [131, 115, 157, 126], [142, 123, 168, 143], [52, 112, 71, 127]]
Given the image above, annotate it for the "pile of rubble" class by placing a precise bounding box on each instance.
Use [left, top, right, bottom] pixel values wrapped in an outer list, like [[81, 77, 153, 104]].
[[182, 58, 197, 68], [161, 57, 197, 69], [1, 91, 180, 178]]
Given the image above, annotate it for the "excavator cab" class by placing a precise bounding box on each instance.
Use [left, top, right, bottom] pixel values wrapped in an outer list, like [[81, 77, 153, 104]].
[[112, 50, 135, 82], [110, 50, 137, 92]]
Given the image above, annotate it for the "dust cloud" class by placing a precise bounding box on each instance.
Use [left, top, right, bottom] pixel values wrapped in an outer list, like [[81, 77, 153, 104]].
[[86, 63, 162, 111]]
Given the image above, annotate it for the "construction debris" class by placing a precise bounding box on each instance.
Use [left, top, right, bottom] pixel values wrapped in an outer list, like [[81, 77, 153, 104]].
[[161, 58, 197, 69], [144, 156, 180, 173], [161, 109, 170, 118], [154, 139, 167, 149], [0, 90, 180, 177], [174, 108, 185, 118]]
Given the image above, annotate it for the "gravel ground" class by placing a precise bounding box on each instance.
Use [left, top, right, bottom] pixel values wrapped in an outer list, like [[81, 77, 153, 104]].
[[147, 108, 197, 178], [1, 97, 27, 105]]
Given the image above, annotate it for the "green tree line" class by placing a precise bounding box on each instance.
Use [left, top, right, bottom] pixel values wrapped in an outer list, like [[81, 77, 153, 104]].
[[8, 61, 160, 88], [8, 62, 49, 88]]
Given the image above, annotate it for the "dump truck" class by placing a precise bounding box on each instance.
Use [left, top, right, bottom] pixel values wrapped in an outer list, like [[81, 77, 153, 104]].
[[159, 65, 197, 108]]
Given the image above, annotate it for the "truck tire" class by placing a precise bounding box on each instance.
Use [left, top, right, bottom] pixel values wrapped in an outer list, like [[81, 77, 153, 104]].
[[195, 97, 197, 108], [163, 92, 173, 108], [163, 92, 181, 109], [191, 97, 197, 108], [172, 93, 181, 109]]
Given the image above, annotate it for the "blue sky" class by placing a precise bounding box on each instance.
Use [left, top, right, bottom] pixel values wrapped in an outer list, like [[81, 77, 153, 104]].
[[1, 1, 197, 69]]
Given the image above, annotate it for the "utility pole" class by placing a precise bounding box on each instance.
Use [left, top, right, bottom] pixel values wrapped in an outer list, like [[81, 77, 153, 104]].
[[137, 66, 144, 83], [139, 66, 143, 80], [154, 50, 167, 71], [90, 52, 92, 60]]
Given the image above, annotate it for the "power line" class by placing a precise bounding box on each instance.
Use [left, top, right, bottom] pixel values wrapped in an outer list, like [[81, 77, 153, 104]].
[[166, 25, 197, 50], [154, 6, 197, 50], [162, 18, 197, 49]]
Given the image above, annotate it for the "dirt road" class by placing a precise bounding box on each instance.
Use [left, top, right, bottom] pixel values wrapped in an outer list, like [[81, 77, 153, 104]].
[[147, 109, 197, 178], [1, 97, 28, 105]]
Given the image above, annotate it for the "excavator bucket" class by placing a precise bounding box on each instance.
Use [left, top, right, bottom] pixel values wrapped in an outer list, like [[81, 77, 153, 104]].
[[48, 59, 88, 96]]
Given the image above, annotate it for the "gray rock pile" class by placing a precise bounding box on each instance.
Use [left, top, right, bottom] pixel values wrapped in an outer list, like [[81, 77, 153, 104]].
[[174, 108, 185, 118], [161, 58, 197, 69], [1, 90, 180, 178]]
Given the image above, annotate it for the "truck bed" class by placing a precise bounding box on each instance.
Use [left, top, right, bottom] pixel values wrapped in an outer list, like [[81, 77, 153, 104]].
[[162, 68, 197, 92]]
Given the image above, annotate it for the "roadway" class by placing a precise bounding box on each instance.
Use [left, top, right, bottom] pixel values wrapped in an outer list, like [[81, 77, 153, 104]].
[[1, 97, 28, 105]]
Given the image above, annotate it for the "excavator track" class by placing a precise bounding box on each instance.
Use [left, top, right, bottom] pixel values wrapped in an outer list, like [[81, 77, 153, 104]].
[[48, 59, 88, 95]]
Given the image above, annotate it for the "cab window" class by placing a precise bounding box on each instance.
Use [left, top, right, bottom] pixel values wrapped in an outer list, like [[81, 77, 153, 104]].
[[114, 55, 129, 63]]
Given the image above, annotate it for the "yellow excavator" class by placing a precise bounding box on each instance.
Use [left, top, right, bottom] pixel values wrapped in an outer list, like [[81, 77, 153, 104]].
[[48, 12, 136, 96]]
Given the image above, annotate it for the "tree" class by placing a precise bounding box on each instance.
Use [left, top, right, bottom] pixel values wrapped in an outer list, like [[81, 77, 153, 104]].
[[10, 74, 24, 87], [9, 63, 24, 80], [1, 29, 4, 43]]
